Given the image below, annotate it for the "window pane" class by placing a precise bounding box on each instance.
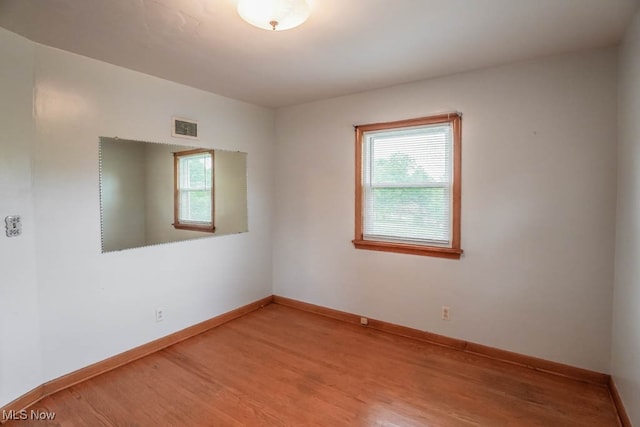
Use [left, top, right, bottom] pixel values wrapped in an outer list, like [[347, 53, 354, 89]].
[[365, 187, 450, 244], [370, 125, 451, 185], [363, 122, 453, 246], [179, 153, 212, 190], [176, 151, 213, 225], [179, 190, 212, 223], [188, 156, 206, 188]]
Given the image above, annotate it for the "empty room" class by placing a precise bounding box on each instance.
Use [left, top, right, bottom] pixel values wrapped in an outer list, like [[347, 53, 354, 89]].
[[1, 0, 639, 425]]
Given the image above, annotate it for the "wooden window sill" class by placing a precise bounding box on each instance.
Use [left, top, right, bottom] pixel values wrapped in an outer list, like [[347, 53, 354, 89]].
[[173, 224, 216, 233], [353, 239, 462, 259]]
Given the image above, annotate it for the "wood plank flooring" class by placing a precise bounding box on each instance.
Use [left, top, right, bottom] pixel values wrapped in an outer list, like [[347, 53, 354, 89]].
[[4, 304, 619, 426]]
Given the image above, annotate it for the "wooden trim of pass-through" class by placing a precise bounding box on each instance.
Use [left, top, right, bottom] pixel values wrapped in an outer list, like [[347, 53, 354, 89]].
[[0, 296, 273, 423], [272, 295, 610, 386], [353, 113, 462, 259]]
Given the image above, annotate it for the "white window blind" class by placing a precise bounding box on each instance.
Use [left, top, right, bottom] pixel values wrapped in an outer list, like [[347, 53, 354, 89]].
[[178, 152, 212, 224], [362, 123, 453, 246]]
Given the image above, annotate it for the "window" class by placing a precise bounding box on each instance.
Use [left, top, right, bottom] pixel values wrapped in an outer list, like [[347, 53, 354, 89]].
[[173, 149, 215, 232], [353, 114, 462, 259]]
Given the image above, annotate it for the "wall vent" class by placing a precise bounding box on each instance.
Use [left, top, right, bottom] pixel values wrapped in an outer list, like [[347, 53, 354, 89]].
[[172, 117, 198, 139]]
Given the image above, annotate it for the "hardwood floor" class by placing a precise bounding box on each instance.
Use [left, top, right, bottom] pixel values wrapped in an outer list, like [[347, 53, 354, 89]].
[[4, 304, 619, 426]]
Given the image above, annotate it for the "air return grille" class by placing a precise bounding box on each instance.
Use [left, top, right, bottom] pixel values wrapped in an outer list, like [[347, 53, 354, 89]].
[[172, 117, 198, 139]]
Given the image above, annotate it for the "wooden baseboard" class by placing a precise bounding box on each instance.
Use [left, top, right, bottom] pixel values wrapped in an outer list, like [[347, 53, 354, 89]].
[[0, 386, 43, 424], [272, 295, 609, 386], [609, 376, 632, 427], [0, 295, 273, 423]]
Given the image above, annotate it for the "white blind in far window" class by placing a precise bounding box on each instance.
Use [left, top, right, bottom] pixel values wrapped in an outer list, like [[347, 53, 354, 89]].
[[362, 123, 453, 246]]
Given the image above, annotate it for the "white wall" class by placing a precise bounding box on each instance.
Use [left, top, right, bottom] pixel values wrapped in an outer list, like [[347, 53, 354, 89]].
[[274, 48, 618, 372], [613, 8, 640, 425], [100, 138, 146, 252], [0, 28, 43, 408], [28, 42, 274, 384], [214, 150, 248, 235], [143, 141, 176, 246]]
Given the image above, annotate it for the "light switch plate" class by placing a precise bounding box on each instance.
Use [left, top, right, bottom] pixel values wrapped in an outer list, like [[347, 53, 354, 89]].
[[5, 215, 22, 237]]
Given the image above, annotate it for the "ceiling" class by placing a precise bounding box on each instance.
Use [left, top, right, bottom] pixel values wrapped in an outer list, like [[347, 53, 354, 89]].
[[0, 0, 637, 108]]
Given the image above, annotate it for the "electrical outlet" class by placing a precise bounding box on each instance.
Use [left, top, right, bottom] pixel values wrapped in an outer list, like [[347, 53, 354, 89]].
[[441, 306, 450, 321], [360, 317, 369, 326], [155, 307, 165, 322]]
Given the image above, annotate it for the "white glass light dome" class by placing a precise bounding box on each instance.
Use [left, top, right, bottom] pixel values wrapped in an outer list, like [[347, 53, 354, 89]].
[[237, 0, 311, 31]]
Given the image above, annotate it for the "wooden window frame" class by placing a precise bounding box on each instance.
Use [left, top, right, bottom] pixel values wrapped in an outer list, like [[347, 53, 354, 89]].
[[353, 113, 462, 259], [173, 148, 216, 233]]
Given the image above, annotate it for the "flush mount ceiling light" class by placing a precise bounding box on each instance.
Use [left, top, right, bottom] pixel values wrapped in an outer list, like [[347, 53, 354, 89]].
[[237, 0, 311, 31]]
